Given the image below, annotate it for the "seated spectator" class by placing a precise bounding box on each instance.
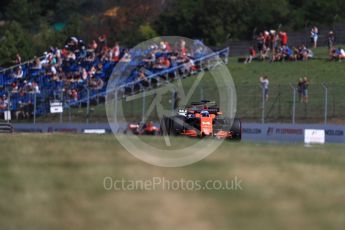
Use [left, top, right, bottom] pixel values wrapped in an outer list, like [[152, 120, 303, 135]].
[[67, 89, 78, 101], [86, 52, 96, 62], [12, 66, 23, 79], [333, 47, 345, 62], [66, 36, 79, 51], [100, 47, 112, 61], [164, 40, 171, 52], [282, 46, 293, 60], [15, 101, 26, 120], [184, 58, 196, 73], [89, 78, 104, 90], [11, 81, 19, 93], [78, 46, 87, 59], [143, 52, 156, 68], [89, 40, 98, 52], [300, 45, 312, 61], [160, 41, 167, 51], [180, 39, 187, 58], [0, 98, 6, 110], [66, 51, 76, 62], [153, 56, 170, 69], [244, 47, 256, 64], [32, 57, 42, 70], [272, 46, 284, 62], [137, 70, 149, 87], [41, 51, 53, 65], [121, 49, 131, 62], [0, 95, 8, 110]]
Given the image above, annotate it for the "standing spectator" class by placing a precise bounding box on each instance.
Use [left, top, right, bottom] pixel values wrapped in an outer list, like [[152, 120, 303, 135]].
[[97, 34, 107, 53], [270, 30, 279, 61], [297, 78, 304, 102], [328, 31, 335, 51], [259, 75, 269, 101], [244, 47, 256, 64], [256, 32, 265, 58], [302, 77, 309, 103], [112, 42, 120, 62], [263, 31, 270, 51], [311, 26, 319, 48], [12, 53, 22, 65], [279, 31, 288, 46]]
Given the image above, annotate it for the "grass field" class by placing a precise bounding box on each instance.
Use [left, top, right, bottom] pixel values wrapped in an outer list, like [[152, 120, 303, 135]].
[[1, 134, 345, 230]]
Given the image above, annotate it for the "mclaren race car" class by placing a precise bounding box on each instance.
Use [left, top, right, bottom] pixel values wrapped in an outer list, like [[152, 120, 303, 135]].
[[125, 121, 160, 135], [160, 100, 241, 140]]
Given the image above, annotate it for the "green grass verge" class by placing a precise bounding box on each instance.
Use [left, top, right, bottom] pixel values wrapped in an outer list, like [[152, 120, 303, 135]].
[[0, 134, 345, 229]]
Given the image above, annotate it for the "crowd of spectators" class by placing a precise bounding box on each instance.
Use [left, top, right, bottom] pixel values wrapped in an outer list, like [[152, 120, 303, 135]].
[[0, 34, 121, 118], [0, 34, 211, 119], [132, 39, 204, 89], [245, 26, 345, 64], [245, 29, 315, 64]]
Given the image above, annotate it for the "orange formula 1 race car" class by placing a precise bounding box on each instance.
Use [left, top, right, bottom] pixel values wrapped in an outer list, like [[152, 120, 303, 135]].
[[160, 100, 241, 140], [125, 121, 160, 135]]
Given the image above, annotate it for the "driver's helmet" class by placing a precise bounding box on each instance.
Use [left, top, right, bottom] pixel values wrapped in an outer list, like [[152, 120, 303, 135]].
[[200, 110, 210, 117]]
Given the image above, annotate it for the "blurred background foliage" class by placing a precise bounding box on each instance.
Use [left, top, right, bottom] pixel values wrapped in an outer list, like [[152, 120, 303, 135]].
[[0, 0, 345, 65]]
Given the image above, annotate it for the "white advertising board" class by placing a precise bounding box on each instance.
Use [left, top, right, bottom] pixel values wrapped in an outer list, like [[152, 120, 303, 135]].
[[304, 129, 325, 144]]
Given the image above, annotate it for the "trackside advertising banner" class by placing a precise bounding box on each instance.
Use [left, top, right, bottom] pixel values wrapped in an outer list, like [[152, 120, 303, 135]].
[[11, 122, 345, 143], [242, 123, 345, 143]]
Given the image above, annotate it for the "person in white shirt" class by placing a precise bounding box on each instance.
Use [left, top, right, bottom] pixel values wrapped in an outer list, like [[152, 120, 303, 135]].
[[260, 75, 269, 101], [311, 26, 318, 48], [13, 67, 23, 79]]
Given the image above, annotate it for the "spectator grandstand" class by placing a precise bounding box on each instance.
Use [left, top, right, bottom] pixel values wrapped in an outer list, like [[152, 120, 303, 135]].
[[0, 35, 229, 120]]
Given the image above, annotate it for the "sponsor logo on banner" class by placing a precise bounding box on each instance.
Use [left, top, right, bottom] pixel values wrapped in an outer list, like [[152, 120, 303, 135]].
[[325, 129, 344, 136], [267, 127, 303, 136], [267, 127, 274, 136]]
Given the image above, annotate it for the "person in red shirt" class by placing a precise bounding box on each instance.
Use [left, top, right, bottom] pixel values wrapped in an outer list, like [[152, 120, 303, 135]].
[[279, 32, 288, 46], [244, 47, 256, 64], [163, 57, 170, 68]]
